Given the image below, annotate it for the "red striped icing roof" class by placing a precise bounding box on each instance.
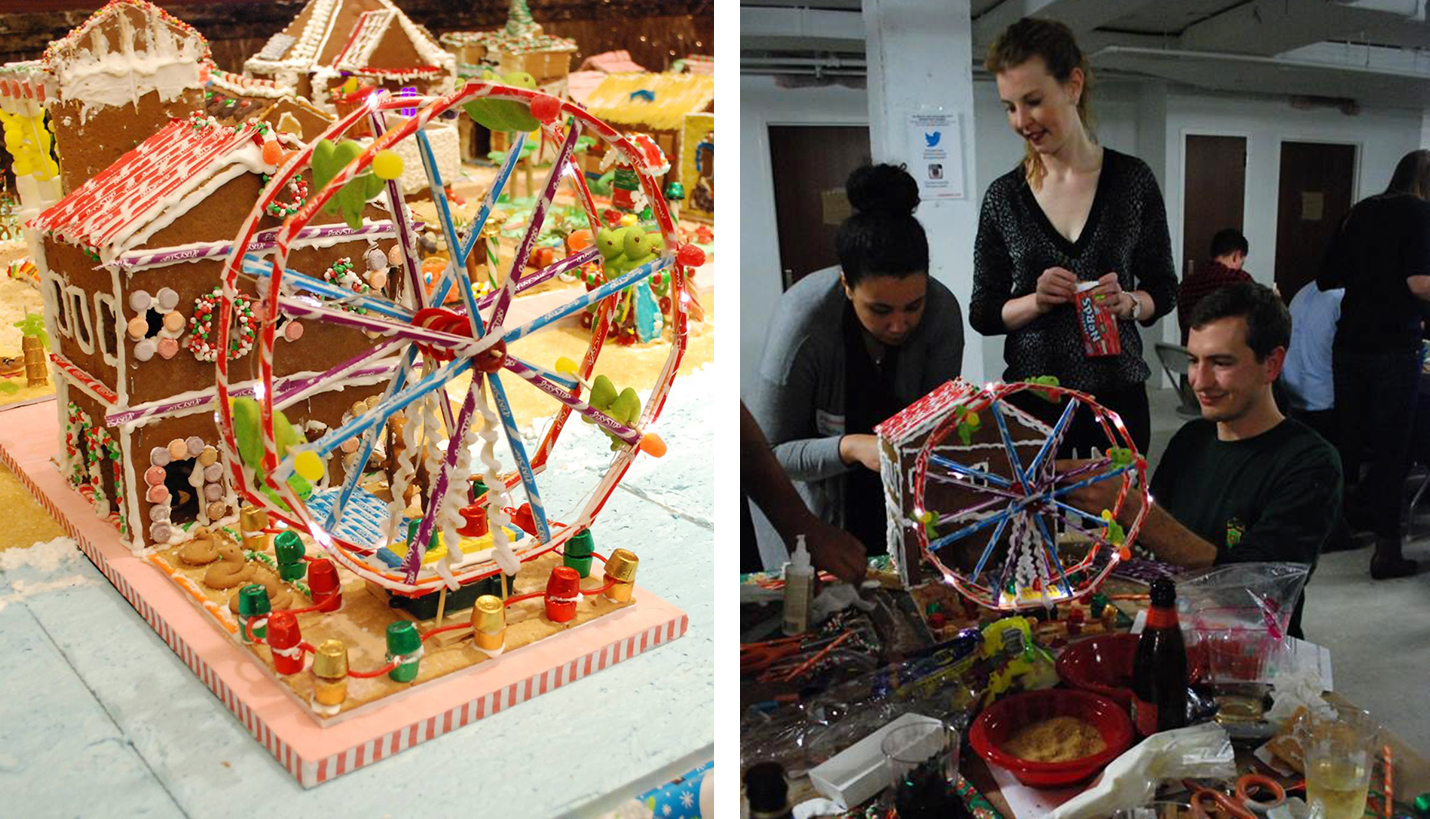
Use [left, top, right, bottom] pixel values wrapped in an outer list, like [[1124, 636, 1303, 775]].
[[875, 379, 977, 444], [31, 115, 264, 252]]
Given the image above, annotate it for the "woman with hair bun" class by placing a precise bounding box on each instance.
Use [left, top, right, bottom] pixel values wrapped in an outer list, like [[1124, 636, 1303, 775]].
[[972, 17, 1177, 454], [746, 163, 964, 559]]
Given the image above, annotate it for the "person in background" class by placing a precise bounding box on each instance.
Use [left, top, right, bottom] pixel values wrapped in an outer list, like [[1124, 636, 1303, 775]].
[[972, 17, 1177, 456], [1066, 284, 1340, 639], [746, 163, 964, 556], [1178, 229, 1252, 341], [1318, 149, 1430, 579], [1282, 282, 1344, 445], [741, 402, 867, 582]]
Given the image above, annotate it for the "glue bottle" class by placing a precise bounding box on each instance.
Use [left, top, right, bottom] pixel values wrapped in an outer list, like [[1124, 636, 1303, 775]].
[[782, 535, 813, 636]]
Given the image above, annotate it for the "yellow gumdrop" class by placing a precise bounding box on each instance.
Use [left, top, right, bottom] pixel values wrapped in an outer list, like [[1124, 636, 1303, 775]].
[[554, 356, 578, 375], [372, 150, 404, 181], [619, 213, 639, 227], [343, 77, 359, 95], [293, 449, 325, 482]]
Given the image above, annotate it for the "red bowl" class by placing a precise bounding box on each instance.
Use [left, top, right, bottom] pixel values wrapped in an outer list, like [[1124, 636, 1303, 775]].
[[1056, 633, 1206, 708], [968, 689, 1133, 788]]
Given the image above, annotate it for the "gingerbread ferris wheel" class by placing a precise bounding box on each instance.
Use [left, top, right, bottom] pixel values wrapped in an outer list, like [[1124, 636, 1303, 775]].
[[906, 379, 1150, 611], [212, 80, 701, 599]]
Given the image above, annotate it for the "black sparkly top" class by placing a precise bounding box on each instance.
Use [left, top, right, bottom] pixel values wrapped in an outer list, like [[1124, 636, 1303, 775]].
[[970, 148, 1177, 393]]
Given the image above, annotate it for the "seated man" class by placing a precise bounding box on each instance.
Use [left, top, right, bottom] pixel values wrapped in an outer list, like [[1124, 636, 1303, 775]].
[[1069, 283, 1341, 638], [1177, 228, 1253, 341]]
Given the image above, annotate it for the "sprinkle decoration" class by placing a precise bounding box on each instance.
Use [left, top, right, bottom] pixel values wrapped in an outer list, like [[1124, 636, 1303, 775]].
[[187, 287, 257, 362], [261, 173, 310, 218]]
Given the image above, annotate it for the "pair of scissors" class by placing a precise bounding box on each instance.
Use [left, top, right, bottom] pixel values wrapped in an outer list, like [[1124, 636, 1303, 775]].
[[1183, 775, 1286, 818]]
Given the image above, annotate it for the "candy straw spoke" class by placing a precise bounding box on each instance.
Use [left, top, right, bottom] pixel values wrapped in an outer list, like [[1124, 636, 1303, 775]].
[[458, 132, 526, 263], [927, 454, 1014, 490], [991, 400, 1031, 492]]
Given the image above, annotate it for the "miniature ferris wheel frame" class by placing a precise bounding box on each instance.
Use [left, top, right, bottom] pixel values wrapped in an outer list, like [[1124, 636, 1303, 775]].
[[213, 81, 693, 598], [909, 380, 1149, 611]]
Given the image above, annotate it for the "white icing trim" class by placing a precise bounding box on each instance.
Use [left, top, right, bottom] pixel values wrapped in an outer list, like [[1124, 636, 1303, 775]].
[[64, 284, 94, 354], [93, 292, 120, 367], [110, 265, 127, 402], [45, 273, 71, 336], [48, 3, 207, 121], [121, 425, 141, 551]]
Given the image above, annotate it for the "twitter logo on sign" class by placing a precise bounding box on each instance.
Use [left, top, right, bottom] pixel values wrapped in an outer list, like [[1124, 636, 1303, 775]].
[[925, 131, 941, 147]]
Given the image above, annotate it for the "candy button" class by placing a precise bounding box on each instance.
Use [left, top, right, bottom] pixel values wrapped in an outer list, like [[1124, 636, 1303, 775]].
[[163, 310, 185, 333], [185, 436, 205, 458], [126, 316, 148, 340], [148, 504, 170, 522], [198, 446, 218, 466], [156, 287, 179, 311], [365, 247, 387, 271], [143, 465, 165, 486], [349, 401, 366, 416], [283, 320, 303, 341], [157, 338, 179, 359], [204, 483, 224, 502], [146, 484, 169, 504], [387, 244, 403, 267], [150, 446, 170, 467], [134, 339, 156, 361], [367, 270, 387, 290], [340, 438, 360, 453], [149, 522, 171, 542], [206, 501, 228, 521], [203, 463, 222, 482], [129, 290, 151, 312], [167, 439, 188, 460]]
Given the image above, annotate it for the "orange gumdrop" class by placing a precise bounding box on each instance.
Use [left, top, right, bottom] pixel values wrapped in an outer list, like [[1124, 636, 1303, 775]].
[[566, 229, 593, 251], [637, 433, 667, 458], [261, 140, 283, 165], [421, 256, 446, 277]]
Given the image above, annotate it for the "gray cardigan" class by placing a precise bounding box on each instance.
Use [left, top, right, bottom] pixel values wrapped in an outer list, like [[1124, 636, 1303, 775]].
[[745, 267, 964, 530]]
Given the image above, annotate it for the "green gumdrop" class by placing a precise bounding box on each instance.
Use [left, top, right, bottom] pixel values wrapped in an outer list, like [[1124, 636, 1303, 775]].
[[596, 227, 627, 261], [495, 100, 539, 133], [271, 407, 303, 458], [336, 182, 368, 229], [646, 232, 665, 255], [312, 139, 337, 188], [622, 230, 650, 260], [231, 397, 265, 470], [463, 100, 509, 133], [504, 72, 537, 90], [613, 388, 641, 426], [587, 374, 617, 414]]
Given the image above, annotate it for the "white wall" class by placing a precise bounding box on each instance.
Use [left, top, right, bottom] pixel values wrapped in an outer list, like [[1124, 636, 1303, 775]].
[[739, 74, 870, 391]]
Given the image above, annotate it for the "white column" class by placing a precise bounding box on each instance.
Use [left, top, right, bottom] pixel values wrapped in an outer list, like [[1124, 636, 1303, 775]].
[[863, 0, 985, 382]]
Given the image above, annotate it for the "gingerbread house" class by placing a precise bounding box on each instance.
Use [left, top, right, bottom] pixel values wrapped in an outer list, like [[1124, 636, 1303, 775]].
[[32, 0, 210, 196], [875, 380, 1050, 587], [242, 0, 456, 111], [440, 0, 578, 89], [582, 72, 714, 188], [207, 68, 337, 143], [29, 113, 400, 549]]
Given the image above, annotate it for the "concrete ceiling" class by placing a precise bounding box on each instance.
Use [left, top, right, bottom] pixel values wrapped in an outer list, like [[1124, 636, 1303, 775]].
[[742, 0, 1430, 109]]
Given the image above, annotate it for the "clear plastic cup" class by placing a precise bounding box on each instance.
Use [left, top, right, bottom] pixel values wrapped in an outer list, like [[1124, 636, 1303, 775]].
[[881, 720, 961, 817], [1297, 705, 1379, 819]]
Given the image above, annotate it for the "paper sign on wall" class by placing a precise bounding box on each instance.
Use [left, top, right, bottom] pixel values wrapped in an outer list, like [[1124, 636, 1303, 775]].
[[908, 111, 964, 200]]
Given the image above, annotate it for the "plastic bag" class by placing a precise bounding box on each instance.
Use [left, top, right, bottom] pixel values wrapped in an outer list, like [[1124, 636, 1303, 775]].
[[1048, 723, 1237, 819], [1175, 562, 1310, 684]]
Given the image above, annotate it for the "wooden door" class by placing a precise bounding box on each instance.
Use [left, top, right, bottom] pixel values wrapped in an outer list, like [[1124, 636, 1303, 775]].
[[768, 125, 871, 289], [1182, 135, 1247, 278], [1275, 142, 1356, 298]]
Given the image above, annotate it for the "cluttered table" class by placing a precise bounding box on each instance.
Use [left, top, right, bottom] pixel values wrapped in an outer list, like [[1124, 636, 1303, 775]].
[[741, 557, 1430, 819]]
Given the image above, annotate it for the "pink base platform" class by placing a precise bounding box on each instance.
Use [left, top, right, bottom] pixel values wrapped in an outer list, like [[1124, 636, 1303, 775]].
[[0, 399, 689, 787]]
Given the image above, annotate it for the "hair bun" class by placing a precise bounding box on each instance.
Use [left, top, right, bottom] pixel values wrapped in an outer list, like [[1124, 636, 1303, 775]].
[[845, 163, 919, 216]]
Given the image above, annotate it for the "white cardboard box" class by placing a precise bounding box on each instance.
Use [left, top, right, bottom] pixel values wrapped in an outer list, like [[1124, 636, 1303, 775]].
[[806, 712, 942, 809]]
